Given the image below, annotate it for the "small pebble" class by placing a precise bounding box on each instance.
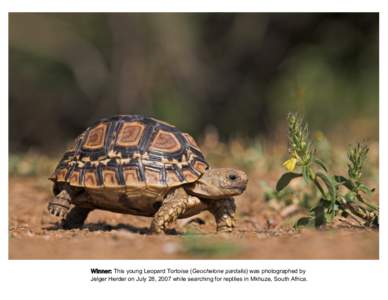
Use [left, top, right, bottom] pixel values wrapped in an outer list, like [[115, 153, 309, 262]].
[[162, 242, 180, 254]]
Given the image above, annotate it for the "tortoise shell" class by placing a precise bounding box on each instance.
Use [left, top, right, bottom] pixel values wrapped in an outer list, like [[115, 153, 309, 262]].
[[50, 115, 209, 197]]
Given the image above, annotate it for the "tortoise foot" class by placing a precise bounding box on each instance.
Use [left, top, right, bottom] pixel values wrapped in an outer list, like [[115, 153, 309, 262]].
[[208, 198, 236, 233], [149, 224, 164, 235], [48, 203, 69, 218], [48, 190, 71, 218], [216, 225, 234, 233]]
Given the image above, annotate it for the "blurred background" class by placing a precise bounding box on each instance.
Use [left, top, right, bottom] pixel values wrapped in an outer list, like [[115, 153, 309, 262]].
[[9, 13, 378, 154]]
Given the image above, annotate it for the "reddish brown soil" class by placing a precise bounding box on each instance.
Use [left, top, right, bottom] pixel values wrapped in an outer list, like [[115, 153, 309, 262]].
[[9, 177, 378, 259]]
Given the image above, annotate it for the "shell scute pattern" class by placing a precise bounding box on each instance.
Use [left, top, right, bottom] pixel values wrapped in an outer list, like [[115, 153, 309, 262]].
[[50, 115, 208, 192]]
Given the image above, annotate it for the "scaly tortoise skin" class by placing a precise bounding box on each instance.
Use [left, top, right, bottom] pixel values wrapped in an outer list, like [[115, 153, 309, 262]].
[[48, 115, 248, 233]]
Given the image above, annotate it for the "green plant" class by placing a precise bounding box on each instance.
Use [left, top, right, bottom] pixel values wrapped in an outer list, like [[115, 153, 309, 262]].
[[261, 180, 318, 212], [261, 181, 293, 204], [276, 113, 378, 228]]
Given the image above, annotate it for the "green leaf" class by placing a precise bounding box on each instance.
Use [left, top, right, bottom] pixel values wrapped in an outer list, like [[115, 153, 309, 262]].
[[302, 166, 311, 183], [345, 192, 356, 203], [275, 172, 302, 192], [316, 172, 337, 218], [334, 175, 355, 191], [334, 175, 345, 183], [316, 172, 336, 202], [355, 193, 378, 211], [358, 183, 372, 196], [314, 158, 328, 172]]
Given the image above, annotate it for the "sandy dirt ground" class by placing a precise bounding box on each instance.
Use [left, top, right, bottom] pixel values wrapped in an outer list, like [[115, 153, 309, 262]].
[[9, 177, 378, 259]]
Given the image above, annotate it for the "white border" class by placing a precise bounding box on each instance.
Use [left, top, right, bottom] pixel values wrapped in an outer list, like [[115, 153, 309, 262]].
[[2, 1, 387, 300]]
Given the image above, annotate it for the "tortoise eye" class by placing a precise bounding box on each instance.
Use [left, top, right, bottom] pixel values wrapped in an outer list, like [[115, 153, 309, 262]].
[[228, 174, 237, 181]]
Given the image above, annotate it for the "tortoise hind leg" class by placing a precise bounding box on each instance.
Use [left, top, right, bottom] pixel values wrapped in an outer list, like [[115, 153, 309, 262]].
[[150, 188, 188, 234], [62, 206, 93, 229]]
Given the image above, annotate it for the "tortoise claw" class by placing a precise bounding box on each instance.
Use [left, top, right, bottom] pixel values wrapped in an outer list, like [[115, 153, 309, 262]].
[[216, 225, 234, 233], [48, 203, 68, 218], [48, 207, 56, 216], [48, 190, 71, 218], [149, 223, 164, 234]]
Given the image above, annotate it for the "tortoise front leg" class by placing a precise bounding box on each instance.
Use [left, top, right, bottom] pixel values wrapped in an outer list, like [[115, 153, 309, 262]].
[[48, 190, 72, 218], [62, 206, 93, 229], [49, 190, 94, 229], [62, 192, 95, 229], [150, 188, 188, 234], [207, 197, 236, 233]]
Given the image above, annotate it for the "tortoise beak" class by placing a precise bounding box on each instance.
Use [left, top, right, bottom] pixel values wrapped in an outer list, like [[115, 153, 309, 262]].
[[238, 185, 247, 193], [236, 170, 248, 190]]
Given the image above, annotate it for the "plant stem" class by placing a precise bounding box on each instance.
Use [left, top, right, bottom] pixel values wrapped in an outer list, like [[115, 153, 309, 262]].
[[355, 194, 378, 211], [344, 202, 371, 223], [313, 176, 327, 199]]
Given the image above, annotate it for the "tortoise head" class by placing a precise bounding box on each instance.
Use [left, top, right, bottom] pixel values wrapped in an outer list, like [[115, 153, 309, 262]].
[[185, 168, 248, 199]]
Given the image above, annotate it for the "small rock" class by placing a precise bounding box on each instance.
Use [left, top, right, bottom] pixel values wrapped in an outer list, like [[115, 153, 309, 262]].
[[162, 242, 181, 254]]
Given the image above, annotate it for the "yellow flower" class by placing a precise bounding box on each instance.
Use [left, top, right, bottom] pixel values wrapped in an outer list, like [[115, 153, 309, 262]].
[[282, 157, 297, 171]]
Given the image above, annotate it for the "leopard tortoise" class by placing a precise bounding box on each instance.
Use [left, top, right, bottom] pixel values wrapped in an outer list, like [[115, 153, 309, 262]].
[[48, 115, 248, 233]]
